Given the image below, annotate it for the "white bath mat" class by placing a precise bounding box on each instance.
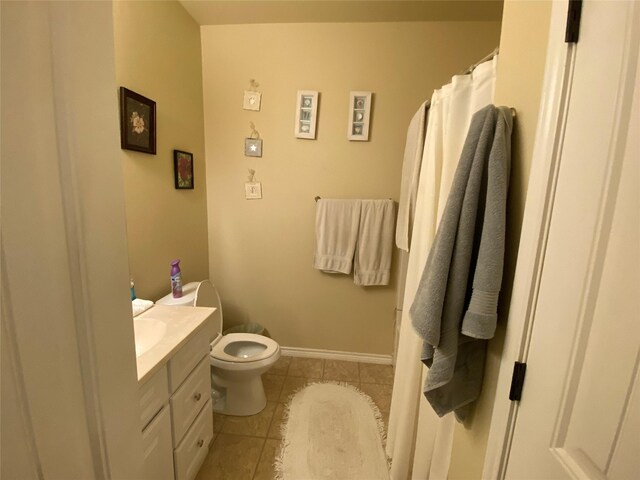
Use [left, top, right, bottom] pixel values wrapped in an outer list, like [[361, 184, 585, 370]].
[[276, 382, 389, 480]]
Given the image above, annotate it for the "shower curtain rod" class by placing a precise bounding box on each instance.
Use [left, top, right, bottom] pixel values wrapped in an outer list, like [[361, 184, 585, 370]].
[[424, 47, 515, 118], [424, 48, 499, 112], [462, 47, 500, 75]]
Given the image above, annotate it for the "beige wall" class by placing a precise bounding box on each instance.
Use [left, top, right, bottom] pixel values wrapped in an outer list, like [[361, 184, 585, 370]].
[[113, 1, 209, 301], [448, 1, 553, 478], [201, 22, 501, 353]]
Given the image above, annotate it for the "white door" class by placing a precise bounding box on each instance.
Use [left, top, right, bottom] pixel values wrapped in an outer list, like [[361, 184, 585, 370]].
[[505, 1, 640, 478]]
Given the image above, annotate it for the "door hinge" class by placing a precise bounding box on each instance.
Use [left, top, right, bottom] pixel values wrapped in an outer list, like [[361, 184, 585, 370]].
[[509, 362, 527, 401], [565, 0, 583, 43]]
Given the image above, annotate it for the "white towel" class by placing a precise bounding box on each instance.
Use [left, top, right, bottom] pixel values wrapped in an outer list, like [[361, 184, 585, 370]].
[[313, 199, 362, 274], [354, 199, 395, 286], [395, 102, 429, 252], [132, 298, 154, 317]]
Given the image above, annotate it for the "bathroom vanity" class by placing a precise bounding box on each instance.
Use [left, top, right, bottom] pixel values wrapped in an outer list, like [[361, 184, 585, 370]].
[[134, 305, 215, 480]]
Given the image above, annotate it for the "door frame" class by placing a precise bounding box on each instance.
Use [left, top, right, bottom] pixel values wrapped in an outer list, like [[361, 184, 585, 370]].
[[483, 4, 575, 473], [483, 0, 640, 477], [1, 2, 143, 478]]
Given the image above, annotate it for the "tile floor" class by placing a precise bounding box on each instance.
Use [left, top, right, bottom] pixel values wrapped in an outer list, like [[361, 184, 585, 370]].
[[195, 356, 394, 480]]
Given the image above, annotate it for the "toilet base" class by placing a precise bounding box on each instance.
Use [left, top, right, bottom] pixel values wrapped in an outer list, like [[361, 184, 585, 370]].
[[211, 371, 267, 416]]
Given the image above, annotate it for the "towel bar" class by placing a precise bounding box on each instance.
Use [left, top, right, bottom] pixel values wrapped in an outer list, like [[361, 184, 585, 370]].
[[314, 196, 393, 202]]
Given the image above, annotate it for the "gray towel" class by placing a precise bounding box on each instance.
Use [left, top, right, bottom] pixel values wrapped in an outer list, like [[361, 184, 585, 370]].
[[410, 105, 512, 421]]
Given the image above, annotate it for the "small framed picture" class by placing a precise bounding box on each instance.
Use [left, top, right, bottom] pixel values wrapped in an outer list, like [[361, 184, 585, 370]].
[[245, 182, 263, 199], [243, 91, 262, 111], [119, 87, 156, 154], [173, 150, 194, 189], [245, 138, 263, 157]]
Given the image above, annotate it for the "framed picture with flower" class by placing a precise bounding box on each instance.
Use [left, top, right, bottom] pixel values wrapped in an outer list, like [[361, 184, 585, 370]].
[[173, 150, 194, 189], [119, 87, 156, 154]]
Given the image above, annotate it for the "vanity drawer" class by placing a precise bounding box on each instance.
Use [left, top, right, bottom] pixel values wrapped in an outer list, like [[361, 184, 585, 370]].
[[141, 405, 173, 480], [139, 365, 169, 430], [168, 327, 209, 392], [173, 398, 213, 480], [170, 356, 211, 442]]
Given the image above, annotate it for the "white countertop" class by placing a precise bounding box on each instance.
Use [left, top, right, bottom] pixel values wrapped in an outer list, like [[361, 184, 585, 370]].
[[134, 305, 216, 384]]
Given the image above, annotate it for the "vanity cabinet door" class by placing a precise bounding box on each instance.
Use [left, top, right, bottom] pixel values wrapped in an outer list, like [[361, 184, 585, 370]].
[[169, 327, 209, 392], [170, 357, 210, 442], [174, 398, 213, 480], [141, 406, 174, 480], [139, 365, 169, 430]]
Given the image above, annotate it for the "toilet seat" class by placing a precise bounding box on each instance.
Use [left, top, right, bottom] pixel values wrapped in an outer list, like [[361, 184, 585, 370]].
[[211, 333, 279, 363]]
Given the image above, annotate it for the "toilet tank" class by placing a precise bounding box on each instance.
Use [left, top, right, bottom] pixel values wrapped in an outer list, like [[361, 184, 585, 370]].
[[156, 282, 199, 307], [156, 280, 222, 340]]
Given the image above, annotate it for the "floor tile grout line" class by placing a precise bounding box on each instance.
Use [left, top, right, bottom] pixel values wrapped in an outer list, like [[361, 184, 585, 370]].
[[264, 399, 280, 441], [271, 374, 286, 403], [251, 437, 268, 480], [220, 402, 278, 438]]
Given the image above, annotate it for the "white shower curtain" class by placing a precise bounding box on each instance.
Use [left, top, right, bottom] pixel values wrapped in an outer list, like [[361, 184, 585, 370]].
[[387, 56, 498, 480]]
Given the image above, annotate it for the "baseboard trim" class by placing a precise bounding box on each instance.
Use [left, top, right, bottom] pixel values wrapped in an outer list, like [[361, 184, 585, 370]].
[[280, 346, 392, 365]]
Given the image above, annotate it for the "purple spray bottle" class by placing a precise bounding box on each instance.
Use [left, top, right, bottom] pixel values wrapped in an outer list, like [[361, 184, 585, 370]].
[[170, 259, 183, 298]]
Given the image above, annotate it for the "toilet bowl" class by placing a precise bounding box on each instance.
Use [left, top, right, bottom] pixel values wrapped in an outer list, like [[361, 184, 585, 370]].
[[210, 333, 280, 416], [155, 280, 281, 416]]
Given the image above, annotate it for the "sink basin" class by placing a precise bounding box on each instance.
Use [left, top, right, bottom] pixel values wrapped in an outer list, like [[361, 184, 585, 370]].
[[134, 318, 167, 357]]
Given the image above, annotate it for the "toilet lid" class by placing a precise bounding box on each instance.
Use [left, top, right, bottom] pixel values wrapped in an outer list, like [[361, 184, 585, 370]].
[[211, 333, 279, 363]]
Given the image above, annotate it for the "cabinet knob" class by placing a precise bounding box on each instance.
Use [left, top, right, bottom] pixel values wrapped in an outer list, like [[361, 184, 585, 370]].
[[193, 392, 202, 402], [197, 439, 204, 448]]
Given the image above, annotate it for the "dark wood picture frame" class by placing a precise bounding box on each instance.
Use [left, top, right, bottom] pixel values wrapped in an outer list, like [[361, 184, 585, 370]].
[[119, 87, 156, 154], [173, 150, 194, 189]]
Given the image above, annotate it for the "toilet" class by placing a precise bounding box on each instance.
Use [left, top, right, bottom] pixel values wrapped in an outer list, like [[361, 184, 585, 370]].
[[155, 281, 281, 416]]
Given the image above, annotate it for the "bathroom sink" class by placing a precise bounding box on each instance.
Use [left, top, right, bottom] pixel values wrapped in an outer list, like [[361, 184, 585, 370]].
[[134, 318, 167, 357], [133, 305, 216, 383]]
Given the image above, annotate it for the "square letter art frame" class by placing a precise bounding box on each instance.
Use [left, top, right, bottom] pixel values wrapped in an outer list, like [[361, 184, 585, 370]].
[[295, 90, 319, 139], [245, 138, 263, 157]]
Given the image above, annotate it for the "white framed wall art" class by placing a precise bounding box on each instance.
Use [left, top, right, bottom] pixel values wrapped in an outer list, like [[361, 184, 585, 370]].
[[295, 90, 319, 139], [347, 91, 372, 141]]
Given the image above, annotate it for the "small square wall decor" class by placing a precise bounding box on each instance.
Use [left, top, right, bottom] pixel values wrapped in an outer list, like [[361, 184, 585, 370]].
[[348, 91, 372, 141], [245, 182, 263, 199], [173, 150, 194, 189], [245, 138, 263, 157], [243, 90, 262, 111], [119, 87, 156, 154], [295, 90, 319, 139]]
